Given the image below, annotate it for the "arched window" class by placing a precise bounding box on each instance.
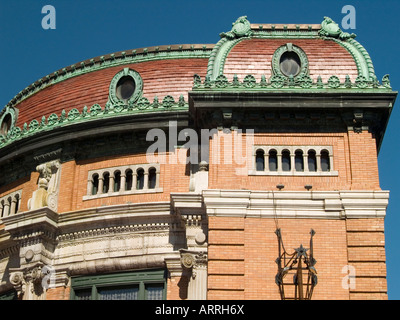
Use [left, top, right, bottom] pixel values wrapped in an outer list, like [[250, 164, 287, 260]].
[[103, 172, 110, 193], [114, 171, 121, 192], [6, 197, 11, 216], [148, 168, 157, 189], [321, 150, 330, 172], [92, 174, 99, 195], [295, 150, 304, 172], [125, 169, 133, 191], [308, 150, 317, 172], [269, 150, 278, 172], [0, 200, 4, 218], [136, 168, 144, 190], [282, 150, 291, 172], [14, 194, 20, 214], [256, 150, 265, 171]]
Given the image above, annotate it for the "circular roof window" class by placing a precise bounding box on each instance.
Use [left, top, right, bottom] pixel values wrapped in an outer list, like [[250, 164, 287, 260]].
[[116, 76, 136, 101], [279, 51, 301, 77]]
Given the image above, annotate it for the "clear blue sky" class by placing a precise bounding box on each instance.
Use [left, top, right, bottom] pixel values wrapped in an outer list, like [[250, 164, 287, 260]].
[[1, 0, 399, 300]]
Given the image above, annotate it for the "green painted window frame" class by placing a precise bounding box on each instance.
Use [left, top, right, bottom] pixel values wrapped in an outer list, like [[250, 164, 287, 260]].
[[70, 269, 167, 300], [0, 289, 18, 300]]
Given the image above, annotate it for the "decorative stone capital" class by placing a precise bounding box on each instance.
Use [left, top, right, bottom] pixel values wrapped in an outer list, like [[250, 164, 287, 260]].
[[9, 263, 50, 300], [180, 249, 208, 279]]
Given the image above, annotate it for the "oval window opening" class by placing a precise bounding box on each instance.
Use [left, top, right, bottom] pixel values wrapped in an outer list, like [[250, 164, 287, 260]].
[[116, 76, 135, 101], [279, 51, 301, 77], [1, 114, 12, 136]]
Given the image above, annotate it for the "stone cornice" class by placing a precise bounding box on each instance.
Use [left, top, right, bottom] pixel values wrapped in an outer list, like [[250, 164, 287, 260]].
[[57, 202, 177, 233], [202, 189, 389, 219]]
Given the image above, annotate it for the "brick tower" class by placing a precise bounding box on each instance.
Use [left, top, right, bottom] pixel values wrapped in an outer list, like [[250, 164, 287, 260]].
[[0, 16, 396, 300]]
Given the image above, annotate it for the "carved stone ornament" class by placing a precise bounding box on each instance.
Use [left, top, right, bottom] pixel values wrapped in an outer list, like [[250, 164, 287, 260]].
[[319, 16, 356, 40], [220, 16, 253, 40], [28, 160, 61, 212], [180, 250, 208, 279], [9, 265, 48, 300]]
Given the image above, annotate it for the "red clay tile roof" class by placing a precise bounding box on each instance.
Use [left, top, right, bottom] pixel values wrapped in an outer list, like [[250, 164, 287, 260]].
[[15, 58, 209, 127], [222, 38, 358, 83]]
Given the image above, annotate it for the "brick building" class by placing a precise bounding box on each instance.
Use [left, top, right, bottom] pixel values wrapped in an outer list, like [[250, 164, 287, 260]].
[[0, 16, 396, 300]]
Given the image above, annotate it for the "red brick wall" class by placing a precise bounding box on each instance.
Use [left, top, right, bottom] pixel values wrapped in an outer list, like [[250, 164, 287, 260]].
[[208, 131, 380, 191], [58, 151, 190, 212], [208, 216, 387, 300], [46, 286, 70, 300]]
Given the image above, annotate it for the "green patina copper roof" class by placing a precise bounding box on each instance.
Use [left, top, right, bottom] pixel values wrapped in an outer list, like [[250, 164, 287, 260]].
[[0, 16, 396, 153], [206, 16, 379, 84]]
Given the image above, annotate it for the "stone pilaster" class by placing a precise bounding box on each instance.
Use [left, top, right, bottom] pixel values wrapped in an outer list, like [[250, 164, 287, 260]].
[[180, 249, 208, 300]]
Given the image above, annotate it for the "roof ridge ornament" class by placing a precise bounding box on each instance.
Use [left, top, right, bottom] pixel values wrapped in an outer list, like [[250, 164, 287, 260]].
[[319, 16, 356, 40], [220, 16, 253, 40]]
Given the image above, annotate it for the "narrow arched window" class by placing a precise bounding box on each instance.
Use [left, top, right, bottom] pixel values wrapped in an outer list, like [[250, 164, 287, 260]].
[[125, 169, 133, 191], [92, 174, 99, 195], [255, 150, 265, 171], [269, 150, 278, 172], [282, 150, 291, 172], [0, 200, 4, 218], [321, 150, 330, 172], [14, 194, 20, 214], [148, 168, 157, 189], [6, 197, 11, 216], [308, 150, 317, 172], [136, 168, 144, 190], [114, 171, 121, 192], [103, 172, 110, 193], [295, 150, 304, 172]]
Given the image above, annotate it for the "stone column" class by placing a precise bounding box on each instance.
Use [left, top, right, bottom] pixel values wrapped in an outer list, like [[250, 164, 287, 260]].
[[155, 171, 160, 189], [98, 177, 104, 195], [303, 154, 309, 173], [109, 175, 115, 193], [180, 250, 208, 300], [132, 173, 137, 191], [290, 153, 295, 173], [277, 153, 282, 173], [120, 174, 126, 192], [143, 172, 149, 190], [316, 153, 322, 172], [87, 178, 93, 196], [264, 153, 269, 172], [3, 200, 10, 217]]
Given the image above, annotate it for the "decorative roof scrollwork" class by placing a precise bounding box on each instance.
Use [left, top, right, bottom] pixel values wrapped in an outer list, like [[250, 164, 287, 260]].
[[192, 73, 392, 91], [0, 94, 188, 150]]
